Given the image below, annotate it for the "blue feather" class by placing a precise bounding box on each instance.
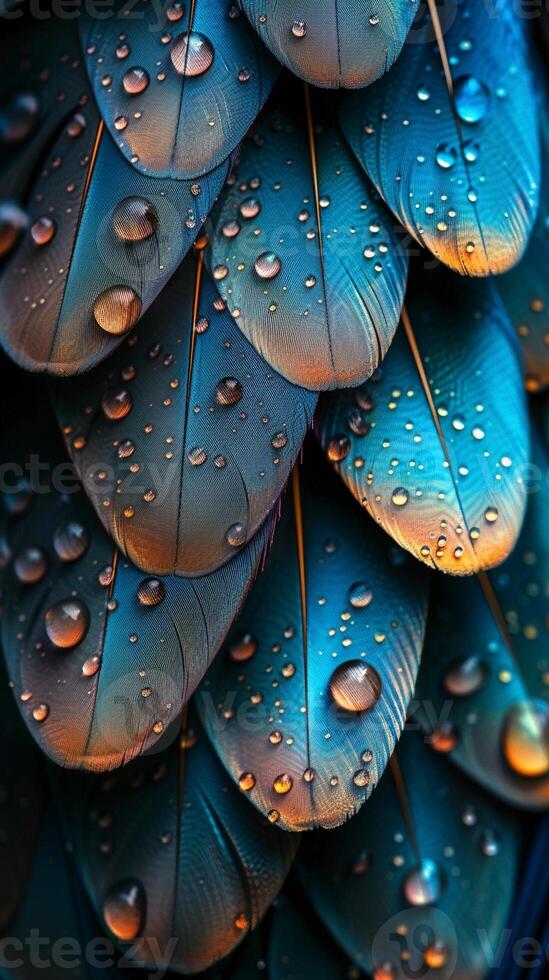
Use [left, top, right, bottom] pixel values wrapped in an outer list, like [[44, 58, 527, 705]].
[[340, 0, 540, 275], [1, 472, 272, 771], [80, 0, 279, 180], [241, 1, 417, 89], [207, 107, 408, 390], [415, 425, 549, 807], [53, 258, 316, 577], [299, 730, 520, 980], [58, 713, 298, 974], [318, 270, 529, 574], [198, 470, 428, 831]]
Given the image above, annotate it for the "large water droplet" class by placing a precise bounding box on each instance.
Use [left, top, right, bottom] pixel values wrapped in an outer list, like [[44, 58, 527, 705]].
[[122, 67, 150, 95], [215, 377, 243, 406], [454, 75, 490, 124], [254, 252, 281, 279], [349, 582, 373, 609], [443, 656, 488, 697], [137, 578, 165, 607], [291, 20, 307, 38], [403, 859, 442, 906], [102, 388, 133, 420], [113, 197, 159, 242], [53, 522, 89, 562], [103, 880, 145, 941], [44, 598, 90, 649], [14, 546, 47, 584], [502, 700, 549, 777], [329, 661, 382, 712], [391, 487, 409, 507], [170, 32, 214, 76], [93, 286, 142, 335]]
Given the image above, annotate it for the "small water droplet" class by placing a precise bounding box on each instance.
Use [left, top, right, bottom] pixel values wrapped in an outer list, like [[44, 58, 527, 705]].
[[326, 434, 350, 462], [443, 656, 488, 697], [349, 582, 373, 609], [229, 633, 257, 662], [30, 216, 56, 246], [273, 773, 292, 794], [93, 286, 142, 336], [391, 487, 409, 507], [403, 859, 442, 905], [14, 546, 47, 584], [436, 143, 457, 169], [239, 772, 255, 792], [226, 523, 246, 548], [215, 377, 243, 406], [53, 522, 89, 562], [102, 387, 133, 420], [44, 598, 89, 649], [103, 880, 145, 941], [291, 20, 307, 38], [137, 578, 165, 607], [82, 655, 101, 677]]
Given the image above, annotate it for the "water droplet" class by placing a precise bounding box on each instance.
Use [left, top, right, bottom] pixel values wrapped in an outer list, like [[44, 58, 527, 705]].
[[443, 656, 488, 697], [391, 487, 409, 507], [349, 582, 373, 609], [254, 252, 281, 279], [403, 859, 442, 905], [137, 578, 165, 607], [44, 598, 89, 649], [271, 431, 288, 450], [14, 546, 47, 584], [215, 377, 243, 406], [187, 446, 207, 466], [122, 67, 150, 95], [430, 722, 459, 753], [273, 773, 292, 794], [115, 115, 128, 131], [222, 219, 240, 238], [329, 661, 382, 712], [423, 941, 448, 969], [484, 506, 498, 523], [0, 92, 39, 143], [481, 830, 500, 857], [417, 85, 431, 102], [240, 197, 260, 219], [94, 286, 142, 335], [326, 434, 350, 462], [67, 112, 87, 138], [353, 769, 369, 788], [170, 33, 214, 77], [53, 522, 89, 562], [102, 387, 133, 420], [113, 197, 159, 242], [0, 201, 28, 258], [82, 655, 101, 677], [463, 139, 480, 163], [32, 703, 49, 722], [454, 75, 490, 124], [103, 880, 145, 941], [239, 772, 255, 791], [30, 216, 56, 246], [226, 523, 246, 548], [291, 20, 307, 38], [436, 143, 457, 169], [228, 633, 257, 662], [502, 700, 549, 777]]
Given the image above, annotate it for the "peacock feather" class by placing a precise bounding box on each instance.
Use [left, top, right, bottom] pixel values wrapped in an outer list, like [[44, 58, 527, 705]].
[[0, 2, 547, 978]]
